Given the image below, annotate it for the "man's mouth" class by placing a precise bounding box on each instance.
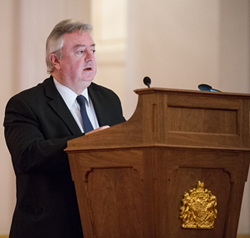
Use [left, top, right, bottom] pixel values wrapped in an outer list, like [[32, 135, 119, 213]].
[[83, 67, 92, 71]]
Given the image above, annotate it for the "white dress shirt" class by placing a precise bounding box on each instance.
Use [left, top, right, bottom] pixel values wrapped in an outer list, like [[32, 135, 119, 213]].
[[53, 78, 99, 133]]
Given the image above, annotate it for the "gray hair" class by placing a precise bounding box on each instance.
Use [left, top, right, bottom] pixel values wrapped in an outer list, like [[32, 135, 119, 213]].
[[46, 19, 93, 73]]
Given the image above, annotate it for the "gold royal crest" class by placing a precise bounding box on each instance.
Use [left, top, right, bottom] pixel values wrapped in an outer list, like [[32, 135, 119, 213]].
[[180, 181, 217, 229]]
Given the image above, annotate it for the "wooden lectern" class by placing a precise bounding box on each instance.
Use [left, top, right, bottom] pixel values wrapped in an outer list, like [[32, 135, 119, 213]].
[[66, 88, 250, 238]]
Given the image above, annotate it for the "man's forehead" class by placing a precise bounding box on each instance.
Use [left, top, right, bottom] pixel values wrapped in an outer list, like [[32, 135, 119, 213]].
[[62, 32, 95, 50], [74, 43, 96, 49]]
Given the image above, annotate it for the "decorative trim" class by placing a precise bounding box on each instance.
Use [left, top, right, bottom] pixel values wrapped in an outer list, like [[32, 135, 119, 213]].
[[180, 181, 217, 229]]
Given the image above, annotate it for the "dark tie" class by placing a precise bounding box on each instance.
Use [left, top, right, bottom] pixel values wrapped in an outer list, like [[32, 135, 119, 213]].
[[76, 95, 94, 133]]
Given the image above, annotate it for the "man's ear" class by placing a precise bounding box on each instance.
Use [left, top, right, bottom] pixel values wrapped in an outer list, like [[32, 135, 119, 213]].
[[49, 53, 61, 70]]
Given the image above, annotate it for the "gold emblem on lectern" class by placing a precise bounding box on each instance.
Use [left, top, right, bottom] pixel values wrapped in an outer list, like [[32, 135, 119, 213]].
[[180, 181, 217, 229]]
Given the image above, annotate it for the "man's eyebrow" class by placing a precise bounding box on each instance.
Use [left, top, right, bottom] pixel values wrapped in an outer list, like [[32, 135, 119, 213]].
[[74, 44, 96, 48]]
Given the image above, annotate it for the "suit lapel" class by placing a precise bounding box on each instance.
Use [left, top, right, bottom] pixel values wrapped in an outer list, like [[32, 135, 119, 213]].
[[44, 77, 82, 135], [88, 84, 109, 127]]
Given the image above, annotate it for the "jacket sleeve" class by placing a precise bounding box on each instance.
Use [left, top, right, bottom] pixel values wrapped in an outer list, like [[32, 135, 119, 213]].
[[4, 95, 82, 175]]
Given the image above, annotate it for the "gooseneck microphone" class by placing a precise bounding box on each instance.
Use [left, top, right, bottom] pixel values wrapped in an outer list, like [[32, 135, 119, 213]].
[[143, 76, 151, 88], [198, 84, 221, 92]]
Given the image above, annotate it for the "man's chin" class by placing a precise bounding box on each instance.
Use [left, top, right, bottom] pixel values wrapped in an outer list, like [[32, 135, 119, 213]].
[[82, 79, 94, 87]]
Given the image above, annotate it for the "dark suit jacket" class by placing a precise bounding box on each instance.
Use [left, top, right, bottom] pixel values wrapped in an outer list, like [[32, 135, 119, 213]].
[[4, 76, 126, 238]]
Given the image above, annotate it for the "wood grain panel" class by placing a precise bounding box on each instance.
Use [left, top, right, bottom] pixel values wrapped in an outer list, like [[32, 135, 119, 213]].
[[166, 167, 230, 238], [87, 167, 143, 238], [168, 107, 238, 134]]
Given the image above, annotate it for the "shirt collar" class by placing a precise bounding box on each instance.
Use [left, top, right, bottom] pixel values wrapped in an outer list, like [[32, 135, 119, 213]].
[[81, 88, 90, 105], [53, 78, 89, 108]]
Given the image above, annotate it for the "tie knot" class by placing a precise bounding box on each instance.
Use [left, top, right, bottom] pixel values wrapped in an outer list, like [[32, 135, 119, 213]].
[[76, 95, 86, 107]]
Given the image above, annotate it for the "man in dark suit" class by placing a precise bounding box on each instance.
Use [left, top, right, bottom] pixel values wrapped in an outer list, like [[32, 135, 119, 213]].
[[4, 19, 125, 238]]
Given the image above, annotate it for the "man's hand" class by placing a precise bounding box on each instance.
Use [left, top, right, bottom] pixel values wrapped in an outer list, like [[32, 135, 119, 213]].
[[85, 125, 110, 135]]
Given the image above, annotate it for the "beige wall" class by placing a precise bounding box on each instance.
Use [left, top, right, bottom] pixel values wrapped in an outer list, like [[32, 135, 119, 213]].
[[0, 0, 250, 235], [0, 0, 16, 234], [125, 0, 250, 118]]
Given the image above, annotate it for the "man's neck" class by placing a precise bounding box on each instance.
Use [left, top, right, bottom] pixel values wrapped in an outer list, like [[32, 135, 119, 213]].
[[51, 73, 91, 95]]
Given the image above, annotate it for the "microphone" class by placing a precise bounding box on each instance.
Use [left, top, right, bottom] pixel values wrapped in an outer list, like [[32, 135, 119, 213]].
[[198, 84, 221, 92], [143, 76, 151, 88]]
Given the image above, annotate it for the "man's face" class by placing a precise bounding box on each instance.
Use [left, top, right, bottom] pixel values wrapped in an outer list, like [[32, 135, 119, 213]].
[[57, 30, 97, 88]]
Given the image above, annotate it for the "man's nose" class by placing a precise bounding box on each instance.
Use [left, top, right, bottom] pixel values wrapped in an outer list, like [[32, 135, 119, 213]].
[[86, 50, 94, 61]]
